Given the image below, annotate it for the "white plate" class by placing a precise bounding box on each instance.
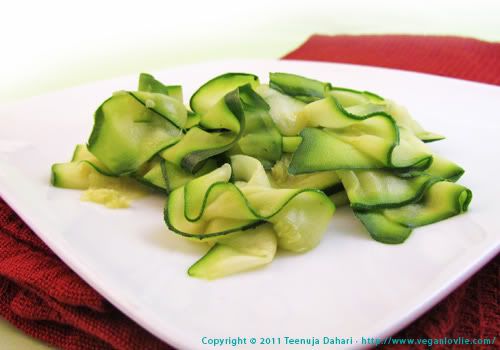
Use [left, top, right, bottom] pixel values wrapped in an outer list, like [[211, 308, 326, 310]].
[[1, 60, 499, 350]]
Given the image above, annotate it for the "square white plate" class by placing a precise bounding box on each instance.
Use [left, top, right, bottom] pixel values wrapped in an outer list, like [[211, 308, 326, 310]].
[[1, 60, 499, 350]]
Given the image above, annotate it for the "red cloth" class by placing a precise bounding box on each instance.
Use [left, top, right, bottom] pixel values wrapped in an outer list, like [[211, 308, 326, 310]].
[[284, 34, 500, 85], [0, 35, 499, 350]]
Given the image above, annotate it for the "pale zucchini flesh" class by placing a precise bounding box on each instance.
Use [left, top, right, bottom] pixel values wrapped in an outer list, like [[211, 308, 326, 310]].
[[51, 71, 472, 279]]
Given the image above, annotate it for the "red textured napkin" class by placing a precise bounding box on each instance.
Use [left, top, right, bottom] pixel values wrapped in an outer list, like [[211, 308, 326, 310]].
[[1, 35, 499, 350]]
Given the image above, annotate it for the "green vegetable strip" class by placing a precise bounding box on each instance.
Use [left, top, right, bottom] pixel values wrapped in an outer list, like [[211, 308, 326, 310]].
[[354, 181, 472, 244], [164, 155, 335, 252], [88, 92, 183, 175], [338, 170, 441, 210], [129, 91, 187, 128], [255, 85, 306, 136], [267, 72, 441, 142], [190, 73, 259, 114], [138, 73, 183, 103], [51, 145, 125, 190], [329, 86, 384, 106], [188, 224, 277, 280], [70, 144, 115, 176], [50, 71, 473, 279], [288, 95, 433, 174], [269, 72, 328, 103], [269, 154, 340, 190], [139, 158, 218, 192], [228, 86, 282, 165], [162, 84, 283, 172], [397, 154, 464, 181], [185, 111, 201, 129], [160, 87, 244, 173]]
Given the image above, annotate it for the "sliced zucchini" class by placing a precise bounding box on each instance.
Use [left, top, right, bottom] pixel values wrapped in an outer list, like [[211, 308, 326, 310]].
[[190, 73, 259, 114], [396, 154, 464, 182], [188, 223, 277, 280], [255, 84, 306, 136], [80, 171, 151, 209], [268, 189, 334, 252], [269, 72, 328, 103], [165, 159, 217, 192], [88, 92, 183, 175], [354, 181, 472, 244], [338, 169, 440, 210], [51, 161, 95, 189], [164, 84, 282, 172], [330, 191, 349, 207], [228, 87, 282, 165], [184, 163, 233, 221], [52, 144, 115, 189], [71, 144, 95, 162], [138, 73, 183, 103], [164, 155, 335, 253], [70, 144, 113, 175], [329, 86, 384, 107], [424, 154, 464, 181], [282, 136, 302, 153], [385, 100, 444, 142], [266, 72, 440, 143], [270, 154, 340, 190], [185, 111, 201, 129], [130, 91, 187, 128], [288, 96, 432, 174], [161, 87, 243, 172]]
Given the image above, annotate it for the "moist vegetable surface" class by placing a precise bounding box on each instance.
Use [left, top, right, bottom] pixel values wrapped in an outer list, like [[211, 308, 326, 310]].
[[51, 72, 472, 279]]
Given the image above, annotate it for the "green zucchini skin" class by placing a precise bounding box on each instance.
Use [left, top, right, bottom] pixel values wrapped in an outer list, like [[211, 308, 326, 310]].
[[267, 71, 442, 143], [269, 154, 340, 190], [163, 84, 283, 173], [70, 144, 115, 176], [228, 86, 283, 165], [269, 72, 328, 102], [288, 95, 434, 174], [255, 85, 306, 136], [354, 181, 472, 244], [188, 223, 277, 280], [338, 170, 441, 210], [52, 144, 118, 189], [329, 86, 384, 107], [398, 154, 464, 182], [282, 136, 302, 153], [51, 162, 93, 189], [51, 70, 474, 279], [161, 87, 244, 173], [129, 91, 187, 129], [189, 73, 259, 114], [88, 92, 183, 175], [138, 73, 183, 103], [185, 111, 201, 129], [164, 155, 335, 253]]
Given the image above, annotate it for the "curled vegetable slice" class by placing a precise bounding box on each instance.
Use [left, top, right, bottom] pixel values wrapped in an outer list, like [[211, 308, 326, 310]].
[[288, 96, 432, 174], [267, 72, 442, 142], [188, 223, 277, 280], [162, 84, 283, 172], [88, 91, 183, 175], [354, 181, 472, 244], [338, 169, 441, 210], [190, 73, 259, 114], [138, 73, 183, 103], [164, 155, 335, 252]]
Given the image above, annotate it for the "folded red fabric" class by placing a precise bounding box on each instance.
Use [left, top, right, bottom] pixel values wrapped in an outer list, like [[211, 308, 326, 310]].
[[0, 199, 169, 349], [284, 34, 500, 85], [0, 35, 499, 350]]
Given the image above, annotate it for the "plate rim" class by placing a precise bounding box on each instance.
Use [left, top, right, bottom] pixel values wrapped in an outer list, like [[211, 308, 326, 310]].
[[1, 58, 499, 349]]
